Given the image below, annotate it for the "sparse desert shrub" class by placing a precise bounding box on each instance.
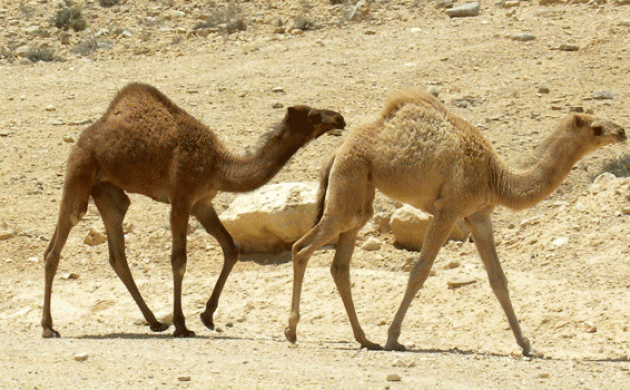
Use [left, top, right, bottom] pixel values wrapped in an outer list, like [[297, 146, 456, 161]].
[[25, 47, 60, 63], [51, 5, 87, 32], [599, 155, 630, 178], [71, 39, 99, 56], [99, 0, 121, 7], [292, 15, 318, 31], [194, 1, 247, 34]]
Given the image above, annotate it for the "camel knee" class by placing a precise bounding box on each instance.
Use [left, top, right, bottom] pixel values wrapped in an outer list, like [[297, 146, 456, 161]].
[[487, 272, 509, 294], [330, 261, 349, 280]]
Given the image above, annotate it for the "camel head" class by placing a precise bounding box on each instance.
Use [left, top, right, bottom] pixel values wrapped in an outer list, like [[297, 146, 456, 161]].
[[284, 105, 346, 141], [564, 113, 626, 153]]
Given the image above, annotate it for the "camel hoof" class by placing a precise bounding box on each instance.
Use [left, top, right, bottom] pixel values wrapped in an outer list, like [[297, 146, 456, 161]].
[[284, 326, 297, 343], [361, 341, 384, 351], [173, 328, 196, 338], [384, 341, 406, 352], [42, 328, 60, 338], [199, 312, 215, 331], [150, 322, 169, 332]]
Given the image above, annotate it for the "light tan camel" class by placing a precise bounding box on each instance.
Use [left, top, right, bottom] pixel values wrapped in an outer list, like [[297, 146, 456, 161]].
[[284, 89, 626, 355], [42, 82, 345, 338]]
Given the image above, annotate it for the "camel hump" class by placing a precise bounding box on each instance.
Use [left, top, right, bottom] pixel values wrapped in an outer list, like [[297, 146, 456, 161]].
[[381, 89, 447, 120]]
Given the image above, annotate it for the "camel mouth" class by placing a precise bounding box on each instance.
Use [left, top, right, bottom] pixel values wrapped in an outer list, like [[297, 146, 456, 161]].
[[617, 128, 627, 142]]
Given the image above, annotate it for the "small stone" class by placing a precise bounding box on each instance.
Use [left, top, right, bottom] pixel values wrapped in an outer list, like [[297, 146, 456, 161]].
[[427, 86, 440, 97], [584, 321, 597, 333], [364, 29, 376, 35], [435, 0, 454, 9], [63, 135, 75, 143], [177, 376, 191, 382], [73, 353, 89, 361], [447, 276, 476, 288], [386, 373, 402, 382], [558, 44, 579, 51], [272, 102, 284, 109], [538, 372, 550, 379], [272, 87, 285, 94], [61, 272, 79, 280], [621, 206, 630, 215], [0, 229, 16, 240], [446, 260, 460, 269], [445, 2, 480, 18], [45, 105, 56, 112], [392, 359, 405, 367], [591, 91, 614, 100], [511, 349, 523, 359], [511, 33, 536, 42], [361, 237, 381, 251], [500, 0, 521, 8], [551, 237, 569, 247], [84, 229, 107, 246]]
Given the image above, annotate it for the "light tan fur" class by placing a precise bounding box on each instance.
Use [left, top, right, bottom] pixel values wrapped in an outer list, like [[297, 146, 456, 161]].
[[284, 89, 625, 355], [42, 82, 345, 338]]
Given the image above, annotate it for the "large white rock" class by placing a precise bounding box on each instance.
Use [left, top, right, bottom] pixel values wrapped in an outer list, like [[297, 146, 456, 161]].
[[389, 205, 470, 251], [220, 182, 318, 253]]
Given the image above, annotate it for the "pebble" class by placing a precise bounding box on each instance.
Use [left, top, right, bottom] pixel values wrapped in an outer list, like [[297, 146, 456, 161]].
[[447, 276, 477, 288], [272, 87, 285, 94], [386, 373, 402, 382], [73, 353, 89, 362], [511, 33, 535, 42], [591, 91, 613, 100], [0, 229, 15, 240], [361, 237, 381, 251], [61, 272, 80, 280], [445, 2, 480, 18], [177, 376, 191, 382], [84, 228, 107, 246], [558, 44, 579, 51], [63, 135, 75, 143], [272, 102, 284, 109]]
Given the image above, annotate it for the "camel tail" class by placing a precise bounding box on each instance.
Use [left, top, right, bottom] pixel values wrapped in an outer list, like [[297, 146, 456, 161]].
[[314, 154, 335, 225]]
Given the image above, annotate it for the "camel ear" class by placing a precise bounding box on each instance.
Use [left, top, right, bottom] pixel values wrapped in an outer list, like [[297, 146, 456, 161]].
[[573, 114, 585, 128], [307, 110, 323, 125]]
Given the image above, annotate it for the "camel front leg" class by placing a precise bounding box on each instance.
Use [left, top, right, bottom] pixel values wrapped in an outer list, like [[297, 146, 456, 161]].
[[385, 210, 458, 351], [192, 201, 240, 331], [465, 211, 536, 356], [330, 228, 382, 350], [170, 200, 195, 337]]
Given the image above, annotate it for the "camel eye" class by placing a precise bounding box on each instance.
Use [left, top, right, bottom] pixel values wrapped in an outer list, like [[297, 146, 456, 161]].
[[592, 126, 603, 136]]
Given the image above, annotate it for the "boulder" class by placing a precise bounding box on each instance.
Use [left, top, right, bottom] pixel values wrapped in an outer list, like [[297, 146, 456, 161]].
[[220, 182, 318, 253], [389, 205, 470, 251]]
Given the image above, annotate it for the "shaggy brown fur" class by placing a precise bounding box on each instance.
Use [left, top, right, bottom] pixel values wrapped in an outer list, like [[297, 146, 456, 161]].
[[42, 82, 345, 338], [284, 89, 625, 355]]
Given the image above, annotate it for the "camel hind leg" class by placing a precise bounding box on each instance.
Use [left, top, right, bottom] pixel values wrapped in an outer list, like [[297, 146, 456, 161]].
[[42, 155, 94, 338], [91, 182, 168, 333], [330, 227, 382, 350], [284, 218, 341, 344], [285, 162, 375, 347], [385, 209, 458, 351]]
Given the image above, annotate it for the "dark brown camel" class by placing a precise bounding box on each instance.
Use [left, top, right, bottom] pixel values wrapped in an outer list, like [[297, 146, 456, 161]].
[[42, 82, 345, 338]]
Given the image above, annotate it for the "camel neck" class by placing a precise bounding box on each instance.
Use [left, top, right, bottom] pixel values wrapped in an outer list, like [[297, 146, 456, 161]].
[[216, 128, 304, 193], [493, 131, 587, 210]]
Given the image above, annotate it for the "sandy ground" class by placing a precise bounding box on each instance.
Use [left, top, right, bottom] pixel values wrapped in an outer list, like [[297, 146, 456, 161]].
[[2, 1, 630, 389]]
